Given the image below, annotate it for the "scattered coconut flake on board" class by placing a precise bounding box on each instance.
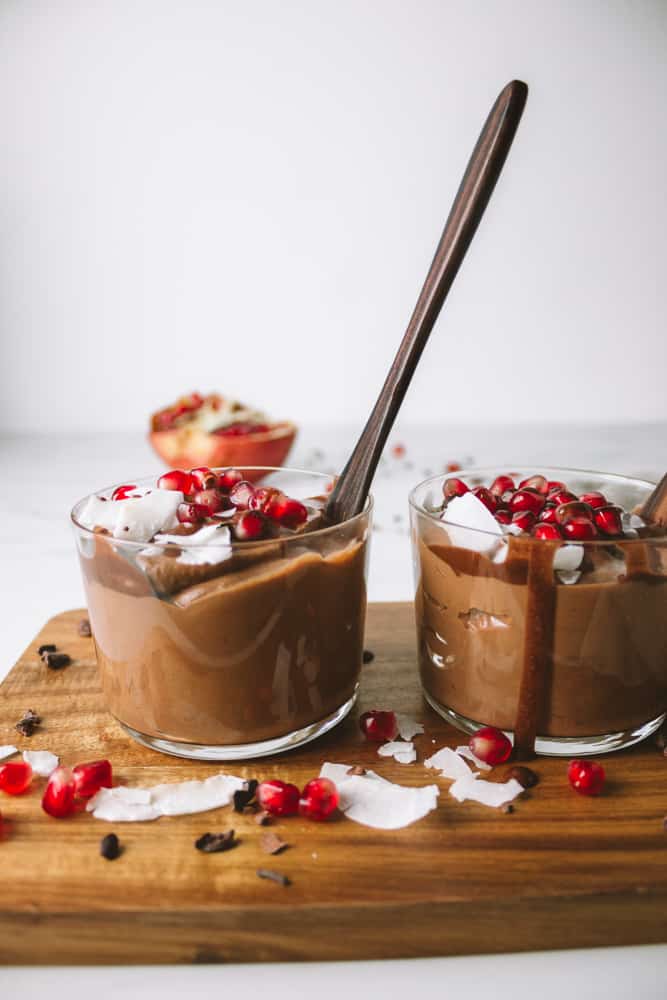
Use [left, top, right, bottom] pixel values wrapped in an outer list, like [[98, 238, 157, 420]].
[[424, 746, 474, 780], [395, 713, 424, 741], [22, 749, 59, 777], [455, 745, 492, 772], [87, 773, 245, 822], [377, 741, 417, 764], [320, 762, 438, 830], [449, 774, 524, 808], [0, 745, 18, 762]]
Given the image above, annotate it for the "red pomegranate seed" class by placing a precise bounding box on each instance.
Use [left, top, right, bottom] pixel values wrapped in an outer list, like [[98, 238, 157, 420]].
[[229, 480, 256, 509], [217, 468, 244, 492], [539, 504, 558, 524], [567, 759, 605, 796], [511, 510, 537, 533], [546, 480, 566, 494], [190, 467, 217, 491], [472, 486, 497, 513], [71, 760, 113, 799], [580, 492, 607, 509], [299, 778, 339, 821], [111, 484, 139, 500], [519, 475, 548, 495], [593, 505, 623, 536], [548, 488, 578, 506], [532, 522, 562, 540], [490, 475, 515, 496], [249, 487, 282, 512], [562, 520, 597, 541], [508, 489, 544, 515], [445, 461, 462, 472], [554, 501, 594, 525], [391, 443, 406, 459], [265, 494, 308, 529], [495, 509, 512, 525], [443, 477, 469, 500], [42, 767, 76, 818], [359, 710, 398, 742], [233, 510, 268, 541], [157, 469, 194, 494], [469, 726, 512, 766], [257, 779, 300, 817], [191, 488, 231, 516], [0, 761, 33, 795], [215, 421, 270, 436], [177, 502, 207, 525]]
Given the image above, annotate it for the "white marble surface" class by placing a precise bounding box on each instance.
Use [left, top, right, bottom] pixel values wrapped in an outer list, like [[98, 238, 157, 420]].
[[1, 424, 666, 995]]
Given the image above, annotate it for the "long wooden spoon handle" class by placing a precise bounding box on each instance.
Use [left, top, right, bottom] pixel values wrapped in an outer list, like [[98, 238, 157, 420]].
[[326, 80, 528, 524]]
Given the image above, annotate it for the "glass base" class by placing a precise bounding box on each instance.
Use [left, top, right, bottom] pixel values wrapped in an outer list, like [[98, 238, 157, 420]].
[[422, 688, 666, 757], [118, 685, 359, 761]]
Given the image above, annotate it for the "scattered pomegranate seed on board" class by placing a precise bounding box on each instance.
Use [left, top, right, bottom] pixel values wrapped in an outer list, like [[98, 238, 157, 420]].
[[568, 759, 605, 796], [299, 778, 339, 821], [469, 726, 512, 766], [257, 780, 300, 817]]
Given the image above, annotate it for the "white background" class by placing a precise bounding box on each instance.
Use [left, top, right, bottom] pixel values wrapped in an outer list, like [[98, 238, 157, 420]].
[[1, 0, 666, 432]]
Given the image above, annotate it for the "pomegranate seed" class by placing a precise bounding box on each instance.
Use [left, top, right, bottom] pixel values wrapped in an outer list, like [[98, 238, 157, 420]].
[[443, 478, 469, 500], [215, 421, 270, 436], [495, 509, 512, 525], [562, 520, 598, 541], [519, 475, 548, 495], [548, 488, 578, 506], [190, 467, 217, 491], [265, 495, 308, 529], [299, 778, 339, 821], [508, 489, 544, 515], [257, 779, 300, 817], [593, 505, 623, 537], [580, 492, 607, 509], [157, 470, 194, 493], [546, 480, 566, 494], [490, 475, 515, 496], [42, 767, 76, 818], [177, 502, 207, 525], [511, 510, 537, 533], [469, 726, 512, 766], [532, 522, 562, 540], [359, 710, 398, 742], [217, 468, 244, 492], [191, 488, 231, 516], [111, 484, 138, 500], [229, 480, 256, 509], [391, 443, 406, 459], [539, 504, 558, 524], [554, 501, 594, 525], [0, 761, 33, 795], [472, 486, 497, 513], [567, 759, 605, 796], [233, 510, 269, 541], [71, 760, 112, 799], [249, 487, 282, 512]]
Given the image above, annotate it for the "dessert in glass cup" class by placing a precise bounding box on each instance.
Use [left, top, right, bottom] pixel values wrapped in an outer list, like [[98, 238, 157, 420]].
[[410, 467, 667, 756], [71, 467, 371, 760]]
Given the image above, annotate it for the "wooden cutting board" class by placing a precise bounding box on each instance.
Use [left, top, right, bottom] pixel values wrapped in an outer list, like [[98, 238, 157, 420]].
[[0, 604, 665, 965]]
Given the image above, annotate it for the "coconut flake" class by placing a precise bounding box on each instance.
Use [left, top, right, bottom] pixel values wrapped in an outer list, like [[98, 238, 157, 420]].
[[442, 493, 503, 554], [395, 713, 424, 741], [78, 490, 183, 542], [320, 762, 438, 830], [377, 741, 417, 764], [424, 746, 474, 780], [449, 773, 524, 808], [0, 745, 18, 762], [455, 745, 492, 772], [553, 544, 584, 573], [87, 786, 160, 822], [86, 772, 245, 822], [22, 749, 59, 777], [152, 523, 232, 565]]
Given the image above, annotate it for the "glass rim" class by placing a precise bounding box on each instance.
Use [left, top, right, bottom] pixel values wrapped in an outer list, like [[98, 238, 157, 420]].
[[71, 466, 373, 550], [408, 464, 659, 545]]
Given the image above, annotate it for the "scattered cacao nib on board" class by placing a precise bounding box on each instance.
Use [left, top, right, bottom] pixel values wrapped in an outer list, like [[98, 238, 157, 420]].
[[100, 833, 121, 860], [195, 830, 237, 853], [254, 810, 271, 826], [257, 868, 291, 887], [346, 765, 367, 776], [37, 644, 56, 656], [507, 765, 539, 789], [362, 650, 375, 664], [260, 832, 289, 855], [78, 618, 92, 637], [15, 709, 41, 738], [42, 652, 72, 670], [502, 803, 515, 814], [233, 779, 258, 813]]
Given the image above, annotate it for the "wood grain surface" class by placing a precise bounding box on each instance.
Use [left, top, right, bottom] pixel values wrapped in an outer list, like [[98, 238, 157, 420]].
[[0, 603, 665, 965]]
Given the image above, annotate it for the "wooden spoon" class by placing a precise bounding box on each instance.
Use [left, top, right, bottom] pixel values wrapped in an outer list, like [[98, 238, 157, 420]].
[[326, 80, 528, 524]]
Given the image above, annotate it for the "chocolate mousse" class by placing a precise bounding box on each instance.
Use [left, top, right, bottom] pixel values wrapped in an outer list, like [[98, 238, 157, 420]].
[[411, 470, 667, 754], [73, 467, 370, 753]]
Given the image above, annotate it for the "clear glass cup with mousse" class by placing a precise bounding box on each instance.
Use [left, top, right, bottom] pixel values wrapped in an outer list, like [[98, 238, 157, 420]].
[[409, 466, 667, 756], [72, 468, 371, 760]]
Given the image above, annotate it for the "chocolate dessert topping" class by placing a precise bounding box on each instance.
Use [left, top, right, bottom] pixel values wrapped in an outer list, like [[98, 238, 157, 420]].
[[195, 830, 237, 853], [100, 833, 121, 860], [37, 644, 56, 656], [362, 650, 375, 664], [260, 832, 289, 855], [78, 618, 92, 637], [507, 765, 539, 789], [233, 779, 258, 814], [42, 652, 71, 671], [15, 709, 41, 738], [256, 868, 291, 887]]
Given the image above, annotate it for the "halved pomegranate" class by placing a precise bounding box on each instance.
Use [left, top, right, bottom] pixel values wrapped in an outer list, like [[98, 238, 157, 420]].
[[149, 392, 296, 482]]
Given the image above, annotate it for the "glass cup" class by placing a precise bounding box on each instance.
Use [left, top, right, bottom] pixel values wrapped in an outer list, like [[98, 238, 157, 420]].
[[72, 468, 371, 760], [409, 466, 667, 756]]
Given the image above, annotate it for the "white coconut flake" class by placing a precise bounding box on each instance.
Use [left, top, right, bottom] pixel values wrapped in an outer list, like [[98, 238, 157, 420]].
[[152, 523, 232, 566], [0, 745, 18, 762], [395, 713, 424, 741], [455, 745, 492, 772], [424, 746, 474, 780], [553, 544, 584, 573], [22, 749, 59, 777], [78, 490, 183, 542], [449, 773, 524, 808], [442, 493, 503, 554], [320, 762, 439, 830], [377, 741, 417, 764], [86, 772, 245, 822]]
